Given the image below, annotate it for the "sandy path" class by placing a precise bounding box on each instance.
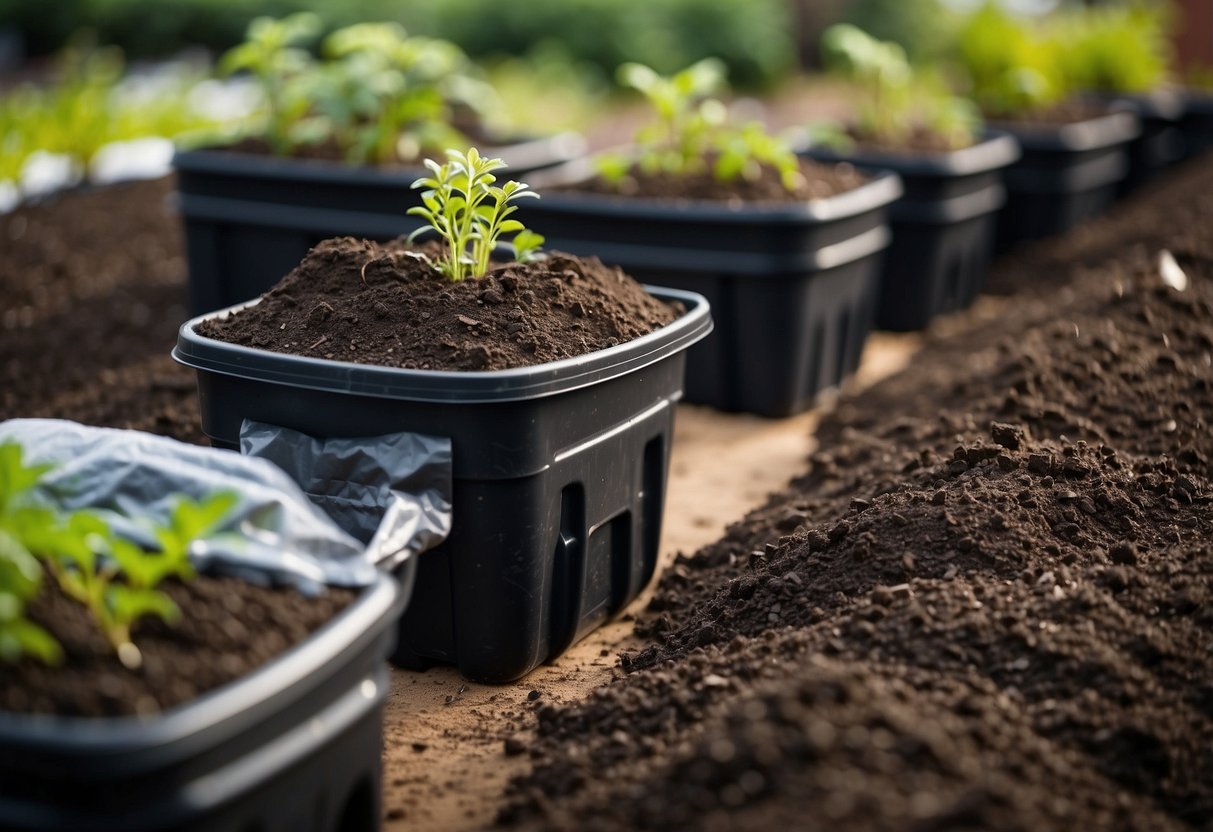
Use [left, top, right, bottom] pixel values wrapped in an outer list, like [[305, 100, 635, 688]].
[[379, 332, 918, 831]]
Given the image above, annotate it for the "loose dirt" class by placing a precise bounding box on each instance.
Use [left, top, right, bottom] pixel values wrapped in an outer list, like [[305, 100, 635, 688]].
[[496, 155, 1213, 831], [197, 238, 680, 371]]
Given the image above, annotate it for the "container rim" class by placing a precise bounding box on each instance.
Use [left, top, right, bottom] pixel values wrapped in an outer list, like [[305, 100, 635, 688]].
[[0, 571, 401, 754], [988, 110, 1140, 152], [526, 160, 903, 224], [800, 130, 1022, 177], [172, 131, 588, 186], [173, 286, 714, 404]]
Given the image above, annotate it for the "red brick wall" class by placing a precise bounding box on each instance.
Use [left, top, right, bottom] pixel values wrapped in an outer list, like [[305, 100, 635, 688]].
[[1176, 0, 1213, 71]]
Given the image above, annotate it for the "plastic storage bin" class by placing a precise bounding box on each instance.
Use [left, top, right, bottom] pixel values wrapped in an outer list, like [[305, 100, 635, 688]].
[[521, 166, 902, 416], [805, 132, 1019, 331], [993, 111, 1139, 250], [174, 288, 712, 683], [0, 572, 405, 832]]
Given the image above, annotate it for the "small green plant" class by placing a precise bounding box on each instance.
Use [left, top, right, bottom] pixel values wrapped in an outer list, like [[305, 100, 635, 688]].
[[0, 444, 61, 665], [1048, 2, 1171, 95], [407, 147, 545, 282], [951, 3, 1065, 118], [0, 440, 237, 670], [599, 59, 802, 192], [818, 23, 980, 151], [218, 12, 322, 155]]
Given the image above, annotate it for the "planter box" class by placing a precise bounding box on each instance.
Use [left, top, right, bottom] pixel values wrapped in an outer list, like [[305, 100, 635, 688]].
[[522, 166, 902, 417], [1179, 92, 1213, 160], [804, 132, 1019, 332], [174, 288, 712, 683], [1101, 91, 1185, 194], [173, 133, 586, 315], [0, 571, 405, 832], [992, 111, 1139, 251]]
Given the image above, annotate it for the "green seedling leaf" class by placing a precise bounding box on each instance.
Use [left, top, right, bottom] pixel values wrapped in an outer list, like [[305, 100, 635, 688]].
[[407, 147, 544, 280]]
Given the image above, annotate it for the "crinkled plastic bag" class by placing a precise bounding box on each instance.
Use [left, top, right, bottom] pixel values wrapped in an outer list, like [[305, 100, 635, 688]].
[[0, 419, 452, 593]]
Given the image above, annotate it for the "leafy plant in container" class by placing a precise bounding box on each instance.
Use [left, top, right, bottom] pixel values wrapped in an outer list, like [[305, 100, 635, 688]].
[[172, 13, 585, 315], [521, 58, 902, 417], [0, 439, 405, 831], [804, 24, 1019, 332], [1049, 2, 1180, 193], [173, 149, 713, 683], [950, 2, 1140, 249]]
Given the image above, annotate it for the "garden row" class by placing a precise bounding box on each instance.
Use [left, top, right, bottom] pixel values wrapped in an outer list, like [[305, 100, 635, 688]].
[[1, 6, 1211, 831], [495, 131, 1213, 832]]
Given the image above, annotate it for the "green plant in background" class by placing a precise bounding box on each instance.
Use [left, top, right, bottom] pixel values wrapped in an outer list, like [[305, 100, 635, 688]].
[[951, 2, 1065, 118], [817, 23, 980, 151], [1048, 2, 1171, 95], [218, 12, 321, 154], [600, 59, 802, 192], [317, 22, 491, 164], [0, 440, 237, 670], [408, 148, 544, 282]]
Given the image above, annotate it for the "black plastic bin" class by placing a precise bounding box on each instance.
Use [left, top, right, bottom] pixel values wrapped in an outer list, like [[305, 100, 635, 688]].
[[522, 165, 902, 417], [174, 288, 712, 684], [992, 110, 1139, 251], [804, 132, 1019, 331], [0, 571, 405, 832], [1179, 92, 1213, 160], [173, 133, 585, 315], [1101, 91, 1184, 194]]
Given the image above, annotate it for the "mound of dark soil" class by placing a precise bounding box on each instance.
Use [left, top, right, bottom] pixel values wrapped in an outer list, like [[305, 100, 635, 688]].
[[498, 153, 1213, 831], [0, 178, 204, 442], [198, 238, 681, 372]]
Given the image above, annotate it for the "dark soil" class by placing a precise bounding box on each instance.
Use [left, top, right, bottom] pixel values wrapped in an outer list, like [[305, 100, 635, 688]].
[[986, 97, 1113, 128], [197, 238, 681, 371], [568, 156, 868, 203], [0, 178, 204, 442], [850, 125, 974, 154], [497, 151, 1213, 831], [0, 575, 354, 718]]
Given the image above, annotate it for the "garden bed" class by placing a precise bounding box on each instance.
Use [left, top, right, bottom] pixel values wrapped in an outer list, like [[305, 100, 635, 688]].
[[497, 155, 1213, 830], [2, 151, 1211, 830]]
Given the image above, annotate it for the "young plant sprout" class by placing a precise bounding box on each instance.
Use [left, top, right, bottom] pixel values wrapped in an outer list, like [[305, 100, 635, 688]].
[[0, 440, 237, 670], [599, 59, 803, 192], [407, 147, 545, 282], [0, 443, 62, 665], [817, 23, 980, 151], [218, 12, 322, 155]]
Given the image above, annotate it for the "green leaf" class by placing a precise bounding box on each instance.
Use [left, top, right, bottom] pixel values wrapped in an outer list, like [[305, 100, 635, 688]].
[[107, 585, 180, 629], [0, 618, 62, 665]]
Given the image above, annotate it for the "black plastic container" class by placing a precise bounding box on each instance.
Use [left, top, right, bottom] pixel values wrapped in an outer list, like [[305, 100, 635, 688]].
[[804, 132, 1019, 332], [173, 133, 585, 315], [174, 288, 712, 683], [522, 164, 902, 416], [992, 110, 1139, 251], [1101, 91, 1184, 194], [1179, 92, 1213, 160], [0, 571, 404, 832]]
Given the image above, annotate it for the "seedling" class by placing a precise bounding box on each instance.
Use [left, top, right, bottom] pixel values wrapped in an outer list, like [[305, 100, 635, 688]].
[[600, 59, 803, 192], [407, 148, 544, 282], [817, 23, 980, 151], [0, 440, 238, 670], [0, 443, 61, 665], [952, 3, 1064, 118], [319, 23, 491, 165], [219, 12, 322, 155], [1048, 3, 1171, 95]]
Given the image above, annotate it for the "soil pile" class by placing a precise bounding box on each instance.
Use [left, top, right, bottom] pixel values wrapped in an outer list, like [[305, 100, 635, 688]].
[[0, 179, 204, 442], [567, 157, 868, 203], [198, 238, 681, 371], [499, 153, 1213, 830]]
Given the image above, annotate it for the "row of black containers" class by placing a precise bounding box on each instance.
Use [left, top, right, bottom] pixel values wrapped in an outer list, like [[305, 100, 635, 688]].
[[12, 90, 1195, 832]]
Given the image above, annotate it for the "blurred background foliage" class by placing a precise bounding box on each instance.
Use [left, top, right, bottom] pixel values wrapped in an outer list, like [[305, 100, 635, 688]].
[[0, 0, 796, 90]]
